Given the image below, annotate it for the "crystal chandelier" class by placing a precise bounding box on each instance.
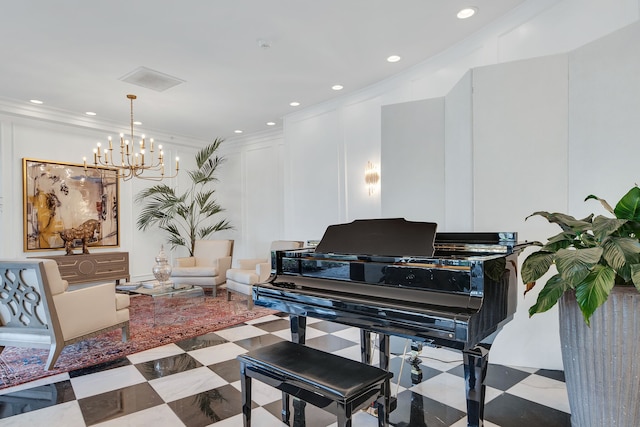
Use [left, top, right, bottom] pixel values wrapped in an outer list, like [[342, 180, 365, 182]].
[[84, 94, 179, 181]]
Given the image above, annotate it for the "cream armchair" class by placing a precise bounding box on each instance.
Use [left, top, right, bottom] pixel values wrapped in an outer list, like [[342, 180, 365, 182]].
[[0, 259, 130, 370], [170, 239, 234, 295], [226, 240, 304, 308]]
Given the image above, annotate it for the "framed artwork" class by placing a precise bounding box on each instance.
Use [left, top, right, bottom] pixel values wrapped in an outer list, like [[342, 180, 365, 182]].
[[23, 158, 120, 252]]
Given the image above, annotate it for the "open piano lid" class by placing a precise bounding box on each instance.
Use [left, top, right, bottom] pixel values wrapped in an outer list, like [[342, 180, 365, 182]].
[[314, 218, 437, 257]]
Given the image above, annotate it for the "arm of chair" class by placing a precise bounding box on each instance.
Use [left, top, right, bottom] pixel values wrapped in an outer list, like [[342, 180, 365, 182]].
[[256, 261, 272, 283], [216, 256, 232, 275], [176, 257, 195, 268], [237, 258, 268, 270], [52, 283, 119, 341]]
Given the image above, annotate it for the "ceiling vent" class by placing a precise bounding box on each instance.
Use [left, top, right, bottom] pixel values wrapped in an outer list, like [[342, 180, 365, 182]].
[[119, 66, 185, 92]]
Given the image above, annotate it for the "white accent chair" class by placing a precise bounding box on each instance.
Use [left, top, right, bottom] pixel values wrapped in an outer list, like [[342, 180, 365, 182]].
[[226, 240, 304, 308], [0, 259, 130, 370], [170, 239, 234, 296]]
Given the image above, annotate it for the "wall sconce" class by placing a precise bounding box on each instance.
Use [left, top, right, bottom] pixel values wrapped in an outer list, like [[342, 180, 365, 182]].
[[364, 161, 380, 196]]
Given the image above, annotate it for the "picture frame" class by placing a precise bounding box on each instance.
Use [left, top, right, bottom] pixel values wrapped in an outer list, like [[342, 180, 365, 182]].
[[23, 158, 120, 252]]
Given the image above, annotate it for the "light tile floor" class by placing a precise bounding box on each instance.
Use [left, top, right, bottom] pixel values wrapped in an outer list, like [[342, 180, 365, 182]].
[[0, 313, 571, 426]]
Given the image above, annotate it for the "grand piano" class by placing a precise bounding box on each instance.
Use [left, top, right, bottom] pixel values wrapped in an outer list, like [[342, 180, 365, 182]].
[[253, 218, 527, 427]]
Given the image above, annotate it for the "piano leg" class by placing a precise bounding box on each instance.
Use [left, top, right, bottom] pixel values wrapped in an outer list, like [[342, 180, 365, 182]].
[[289, 315, 307, 426], [378, 334, 391, 427], [462, 343, 491, 427], [290, 315, 307, 344], [361, 330, 372, 364]]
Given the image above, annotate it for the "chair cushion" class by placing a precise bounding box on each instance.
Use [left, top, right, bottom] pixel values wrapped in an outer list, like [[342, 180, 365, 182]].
[[194, 240, 233, 267], [41, 259, 69, 295], [226, 269, 259, 285], [171, 266, 219, 277], [115, 293, 130, 310]]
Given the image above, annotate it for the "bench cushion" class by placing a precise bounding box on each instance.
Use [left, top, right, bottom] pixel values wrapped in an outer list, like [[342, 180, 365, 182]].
[[238, 340, 391, 400]]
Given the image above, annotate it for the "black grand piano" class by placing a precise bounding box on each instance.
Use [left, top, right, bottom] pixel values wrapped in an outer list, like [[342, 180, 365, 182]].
[[253, 218, 527, 427]]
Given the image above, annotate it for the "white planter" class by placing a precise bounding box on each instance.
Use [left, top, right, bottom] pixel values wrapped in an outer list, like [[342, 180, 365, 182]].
[[559, 286, 640, 427]]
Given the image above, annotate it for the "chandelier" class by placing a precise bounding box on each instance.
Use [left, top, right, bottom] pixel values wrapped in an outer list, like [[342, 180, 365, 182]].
[[84, 94, 179, 181]]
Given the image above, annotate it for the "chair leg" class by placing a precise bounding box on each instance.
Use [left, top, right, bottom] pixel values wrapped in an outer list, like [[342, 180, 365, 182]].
[[247, 296, 253, 309], [227, 289, 232, 301], [122, 323, 130, 342], [45, 342, 64, 370]]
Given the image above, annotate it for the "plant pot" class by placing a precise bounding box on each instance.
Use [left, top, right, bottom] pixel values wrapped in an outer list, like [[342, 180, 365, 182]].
[[559, 286, 640, 427]]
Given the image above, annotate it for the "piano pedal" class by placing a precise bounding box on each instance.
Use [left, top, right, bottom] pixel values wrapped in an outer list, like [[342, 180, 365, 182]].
[[366, 396, 398, 416], [366, 404, 378, 417]]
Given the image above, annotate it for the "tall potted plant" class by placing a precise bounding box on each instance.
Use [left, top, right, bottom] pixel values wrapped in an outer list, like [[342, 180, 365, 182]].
[[135, 138, 232, 256], [522, 185, 640, 427]]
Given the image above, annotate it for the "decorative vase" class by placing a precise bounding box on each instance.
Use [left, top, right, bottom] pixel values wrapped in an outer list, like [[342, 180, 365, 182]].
[[559, 286, 640, 427], [152, 245, 172, 286]]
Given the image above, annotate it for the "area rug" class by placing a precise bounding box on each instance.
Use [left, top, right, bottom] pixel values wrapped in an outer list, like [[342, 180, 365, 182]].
[[0, 293, 275, 390]]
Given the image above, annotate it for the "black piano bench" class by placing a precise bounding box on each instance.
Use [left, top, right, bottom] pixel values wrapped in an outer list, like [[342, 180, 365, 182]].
[[237, 340, 392, 427]]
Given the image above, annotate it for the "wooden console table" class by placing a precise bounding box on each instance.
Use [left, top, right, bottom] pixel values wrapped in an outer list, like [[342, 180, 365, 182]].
[[34, 252, 130, 285]]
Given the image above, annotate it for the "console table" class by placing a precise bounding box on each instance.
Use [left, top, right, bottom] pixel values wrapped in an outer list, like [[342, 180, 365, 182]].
[[34, 252, 130, 285]]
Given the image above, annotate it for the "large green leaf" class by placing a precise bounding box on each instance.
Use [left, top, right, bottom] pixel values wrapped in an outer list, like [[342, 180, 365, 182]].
[[574, 264, 616, 325], [585, 194, 615, 214], [528, 274, 569, 316], [555, 247, 602, 285], [592, 215, 627, 241], [521, 251, 554, 284], [614, 186, 640, 221], [526, 211, 593, 233], [601, 236, 640, 280], [630, 264, 640, 290], [541, 232, 579, 252]]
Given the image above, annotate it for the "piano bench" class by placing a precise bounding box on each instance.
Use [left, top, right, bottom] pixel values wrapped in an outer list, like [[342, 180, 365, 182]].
[[237, 340, 392, 427]]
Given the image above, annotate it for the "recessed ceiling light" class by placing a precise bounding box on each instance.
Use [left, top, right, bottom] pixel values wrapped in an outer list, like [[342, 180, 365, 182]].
[[457, 7, 477, 19], [386, 55, 401, 63], [29, 99, 43, 104], [85, 111, 97, 116], [234, 129, 243, 134], [332, 84, 344, 91], [266, 122, 276, 126], [133, 121, 142, 126], [289, 101, 300, 107]]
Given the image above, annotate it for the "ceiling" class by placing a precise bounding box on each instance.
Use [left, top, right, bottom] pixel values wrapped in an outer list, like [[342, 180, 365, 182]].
[[0, 0, 528, 143]]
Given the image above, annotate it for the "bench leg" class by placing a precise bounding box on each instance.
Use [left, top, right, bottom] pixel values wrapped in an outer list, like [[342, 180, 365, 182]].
[[378, 380, 390, 427], [239, 363, 252, 427], [336, 402, 352, 427], [281, 391, 290, 424]]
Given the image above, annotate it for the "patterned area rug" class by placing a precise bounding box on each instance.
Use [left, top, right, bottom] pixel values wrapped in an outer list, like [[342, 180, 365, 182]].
[[0, 293, 274, 390]]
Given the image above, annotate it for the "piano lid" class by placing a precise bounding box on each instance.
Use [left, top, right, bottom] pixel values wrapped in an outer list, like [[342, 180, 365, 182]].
[[314, 218, 437, 257]]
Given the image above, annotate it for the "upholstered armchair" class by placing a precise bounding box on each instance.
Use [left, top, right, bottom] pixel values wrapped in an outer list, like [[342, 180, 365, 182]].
[[0, 259, 130, 370], [226, 240, 304, 308], [170, 239, 234, 295]]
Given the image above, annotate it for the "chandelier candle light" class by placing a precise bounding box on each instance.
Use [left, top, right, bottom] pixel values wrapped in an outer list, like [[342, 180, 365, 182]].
[[84, 94, 179, 181]]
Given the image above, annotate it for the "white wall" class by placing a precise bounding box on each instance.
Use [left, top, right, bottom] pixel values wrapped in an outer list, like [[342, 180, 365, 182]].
[[471, 54, 569, 368], [381, 98, 445, 224], [568, 22, 640, 215]]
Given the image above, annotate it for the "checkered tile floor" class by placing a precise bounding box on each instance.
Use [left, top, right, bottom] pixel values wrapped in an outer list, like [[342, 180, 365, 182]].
[[0, 313, 570, 426]]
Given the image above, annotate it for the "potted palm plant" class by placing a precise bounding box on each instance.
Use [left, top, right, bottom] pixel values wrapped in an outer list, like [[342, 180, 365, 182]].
[[522, 185, 640, 427], [135, 138, 232, 256]]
